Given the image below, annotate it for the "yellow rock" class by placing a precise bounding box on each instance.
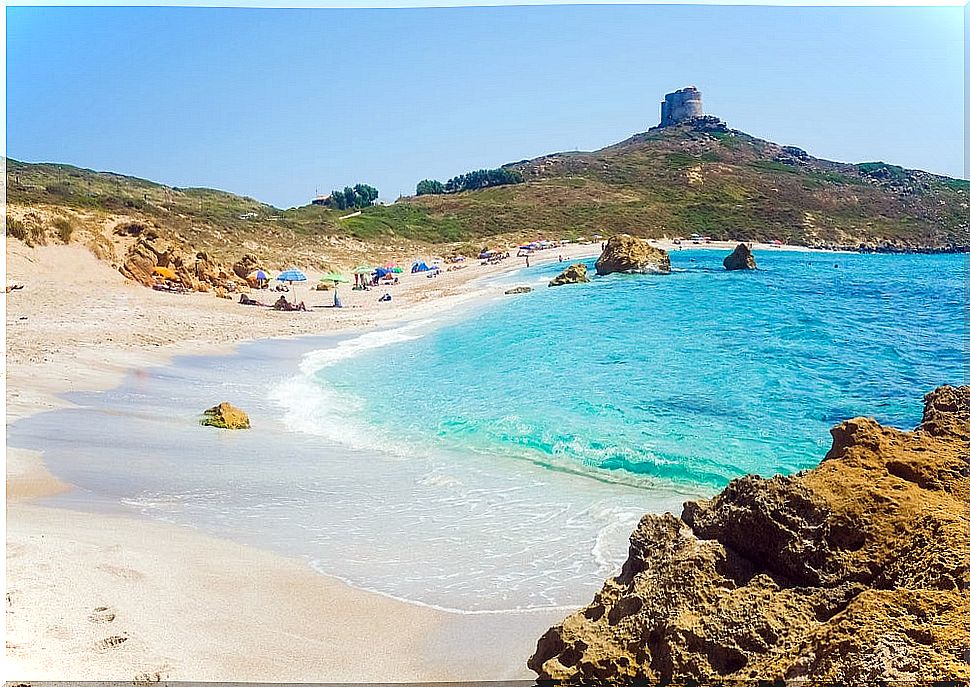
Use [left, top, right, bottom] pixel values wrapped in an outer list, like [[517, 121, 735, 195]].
[[200, 402, 250, 429]]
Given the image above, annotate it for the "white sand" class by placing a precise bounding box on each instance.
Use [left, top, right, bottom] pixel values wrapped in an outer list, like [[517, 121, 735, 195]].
[[4, 240, 591, 681], [4, 237, 802, 680]]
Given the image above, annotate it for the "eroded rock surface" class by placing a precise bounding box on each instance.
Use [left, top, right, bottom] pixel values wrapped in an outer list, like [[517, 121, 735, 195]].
[[549, 263, 590, 287], [200, 402, 251, 429], [723, 243, 757, 270], [530, 385, 970, 682], [120, 238, 246, 293], [595, 235, 671, 276]]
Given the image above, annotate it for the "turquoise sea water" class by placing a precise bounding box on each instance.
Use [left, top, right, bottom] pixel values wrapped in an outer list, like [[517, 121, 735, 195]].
[[13, 249, 965, 613], [291, 249, 965, 488]]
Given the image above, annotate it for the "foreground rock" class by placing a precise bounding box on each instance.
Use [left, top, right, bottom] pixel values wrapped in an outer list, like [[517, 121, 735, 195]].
[[549, 264, 590, 287], [723, 242, 757, 270], [200, 402, 251, 429], [505, 286, 533, 295], [530, 385, 970, 682], [595, 235, 671, 276]]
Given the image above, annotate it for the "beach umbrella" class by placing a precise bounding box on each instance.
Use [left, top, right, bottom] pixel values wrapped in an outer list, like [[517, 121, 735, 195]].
[[152, 266, 177, 280], [277, 268, 307, 282], [352, 265, 375, 275], [391, 266, 404, 273], [319, 272, 349, 308], [249, 269, 269, 281]]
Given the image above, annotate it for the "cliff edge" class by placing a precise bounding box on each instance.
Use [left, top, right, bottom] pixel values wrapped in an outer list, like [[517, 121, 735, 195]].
[[529, 386, 970, 682]]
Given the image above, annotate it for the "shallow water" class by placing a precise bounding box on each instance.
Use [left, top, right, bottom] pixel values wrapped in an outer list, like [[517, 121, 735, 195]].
[[11, 249, 965, 613]]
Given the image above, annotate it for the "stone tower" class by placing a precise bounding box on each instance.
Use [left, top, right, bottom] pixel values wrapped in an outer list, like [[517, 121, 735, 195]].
[[659, 86, 703, 127]]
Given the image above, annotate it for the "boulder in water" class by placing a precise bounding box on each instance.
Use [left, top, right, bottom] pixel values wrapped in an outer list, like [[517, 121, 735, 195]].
[[549, 264, 590, 287], [723, 243, 757, 270], [201, 402, 251, 429], [595, 235, 671, 276], [505, 286, 533, 295]]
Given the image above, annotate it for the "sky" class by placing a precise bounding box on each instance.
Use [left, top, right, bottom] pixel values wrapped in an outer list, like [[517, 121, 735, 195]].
[[5, 4, 966, 208]]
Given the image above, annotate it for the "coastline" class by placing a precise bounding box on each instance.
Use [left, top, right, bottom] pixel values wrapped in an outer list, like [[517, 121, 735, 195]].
[[4, 238, 819, 680], [5, 239, 607, 681]]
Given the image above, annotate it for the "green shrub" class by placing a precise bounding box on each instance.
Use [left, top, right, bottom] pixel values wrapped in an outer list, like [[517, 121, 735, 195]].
[[45, 181, 73, 197], [665, 152, 696, 168], [53, 217, 74, 243], [7, 217, 28, 243]]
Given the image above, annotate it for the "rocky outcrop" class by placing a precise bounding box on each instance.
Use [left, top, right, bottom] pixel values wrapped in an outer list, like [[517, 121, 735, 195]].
[[530, 386, 970, 682], [595, 235, 671, 276], [120, 238, 246, 293], [119, 237, 178, 286], [200, 402, 250, 429], [723, 243, 757, 270], [549, 264, 590, 287], [232, 253, 261, 280], [505, 286, 533, 295]]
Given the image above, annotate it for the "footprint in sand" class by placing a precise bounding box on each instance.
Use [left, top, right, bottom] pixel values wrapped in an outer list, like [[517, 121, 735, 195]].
[[88, 606, 116, 623], [133, 669, 167, 685], [95, 634, 128, 650]]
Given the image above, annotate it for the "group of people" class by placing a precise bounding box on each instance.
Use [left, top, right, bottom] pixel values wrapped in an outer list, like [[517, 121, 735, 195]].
[[237, 292, 307, 311]]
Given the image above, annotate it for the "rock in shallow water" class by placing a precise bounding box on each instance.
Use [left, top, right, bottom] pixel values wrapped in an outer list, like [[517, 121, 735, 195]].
[[529, 385, 970, 682], [549, 264, 590, 287], [723, 243, 757, 270], [505, 286, 534, 295], [201, 402, 251, 429], [595, 235, 671, 276]]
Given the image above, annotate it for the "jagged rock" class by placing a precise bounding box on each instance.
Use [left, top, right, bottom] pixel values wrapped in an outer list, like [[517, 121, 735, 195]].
[[119, 237, 179, 286], [723, 243, 757, 270], [549, 264, 590, 287], [232, 254, 261, 280], [595, 235, 671, 276], [529, 385, 970, 682], [120, 239, 244, 293], [200, 402, 250, 429], [505, 286, 533, 295]]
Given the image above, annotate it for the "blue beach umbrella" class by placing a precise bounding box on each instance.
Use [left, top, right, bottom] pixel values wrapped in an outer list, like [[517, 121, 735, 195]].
[[276, 268, 307, 283]]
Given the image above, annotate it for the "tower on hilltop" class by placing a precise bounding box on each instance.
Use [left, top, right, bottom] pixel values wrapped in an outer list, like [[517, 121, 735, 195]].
[[660, 86, 703, 127]]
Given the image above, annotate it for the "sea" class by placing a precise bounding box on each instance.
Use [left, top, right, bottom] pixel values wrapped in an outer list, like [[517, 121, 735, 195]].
[[11, 248, 966, 614]]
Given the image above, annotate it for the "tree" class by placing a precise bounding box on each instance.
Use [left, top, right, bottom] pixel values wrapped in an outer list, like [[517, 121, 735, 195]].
[[416, 179, 445, 196], [326, 183, 379, 210], [353, 184, 379, 206], [443, 167, 523, 193]]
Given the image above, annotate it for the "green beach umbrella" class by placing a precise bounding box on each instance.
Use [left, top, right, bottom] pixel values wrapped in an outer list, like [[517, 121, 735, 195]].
[[352, 265, 375, 275], [319, 272, 350, 283]]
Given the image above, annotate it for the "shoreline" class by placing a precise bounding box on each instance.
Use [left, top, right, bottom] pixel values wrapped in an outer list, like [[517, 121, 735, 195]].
[[5, 239, 608, 681], [4, 238, 829, 680]]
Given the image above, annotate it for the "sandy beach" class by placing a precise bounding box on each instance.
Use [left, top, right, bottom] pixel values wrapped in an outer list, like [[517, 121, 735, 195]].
[[5, 237, 801, 680], [5, 238, 604, 681]]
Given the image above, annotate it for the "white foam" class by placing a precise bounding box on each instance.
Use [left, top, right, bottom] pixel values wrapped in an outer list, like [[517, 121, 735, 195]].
[[271, 320, 436, 454], [298, 319, 434, 376]]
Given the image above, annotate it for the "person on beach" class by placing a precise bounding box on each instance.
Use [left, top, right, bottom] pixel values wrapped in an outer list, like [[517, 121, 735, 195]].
[[273, 295, 307, 311], [525, 255, 530, 268]]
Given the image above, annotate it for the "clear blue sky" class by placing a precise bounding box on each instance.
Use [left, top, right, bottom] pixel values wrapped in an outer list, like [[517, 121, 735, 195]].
[[6, 4, 965, 208]]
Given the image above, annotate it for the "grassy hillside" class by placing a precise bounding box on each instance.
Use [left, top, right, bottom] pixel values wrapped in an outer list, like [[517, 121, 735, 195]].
[[400, 119, 970, 248], [7, 120, 970, 253]]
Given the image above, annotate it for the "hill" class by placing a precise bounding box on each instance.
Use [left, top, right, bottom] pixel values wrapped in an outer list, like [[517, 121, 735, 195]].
[[6, 118, 970, 261], [402, 118, 970, 250]]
